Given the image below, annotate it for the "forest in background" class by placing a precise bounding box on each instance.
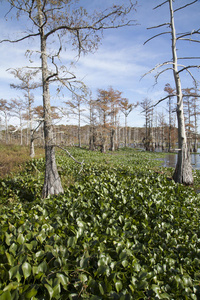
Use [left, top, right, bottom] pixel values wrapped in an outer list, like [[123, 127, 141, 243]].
[[0, 85, 199, 154]]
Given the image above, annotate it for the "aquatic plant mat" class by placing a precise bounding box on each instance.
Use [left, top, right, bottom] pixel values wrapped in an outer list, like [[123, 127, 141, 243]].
[[0, 148, 200, 299]]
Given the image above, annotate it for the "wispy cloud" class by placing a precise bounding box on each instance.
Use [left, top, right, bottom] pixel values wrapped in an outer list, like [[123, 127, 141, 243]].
[[0, 0, 200, 128]]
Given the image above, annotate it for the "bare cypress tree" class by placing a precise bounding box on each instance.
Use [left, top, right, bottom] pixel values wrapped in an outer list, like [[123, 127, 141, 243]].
[[10, 98, 26, 146], [64, 94, 86, 148], [0, 99, 11, 144], [140, 98, 152, 151], [191, 89, 200, 152], [1, 0, 137, 197], [120, 98, 138, 147], [144, 0, 200, 185], [9, 69, 39, 157]]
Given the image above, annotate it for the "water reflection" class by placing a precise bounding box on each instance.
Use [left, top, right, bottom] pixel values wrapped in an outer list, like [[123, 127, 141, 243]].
[[161, 151, 200, 170], [135, 146, 200, 170]]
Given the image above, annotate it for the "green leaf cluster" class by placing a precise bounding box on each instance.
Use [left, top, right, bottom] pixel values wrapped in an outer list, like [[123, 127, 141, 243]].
[[0, 148, 200, 299]]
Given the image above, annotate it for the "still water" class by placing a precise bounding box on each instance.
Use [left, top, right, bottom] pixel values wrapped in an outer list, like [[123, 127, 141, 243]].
[[160, 151, 200, 170]]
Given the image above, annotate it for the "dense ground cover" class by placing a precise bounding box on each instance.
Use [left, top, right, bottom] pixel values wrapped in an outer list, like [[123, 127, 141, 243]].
[[0, 148, 200, 299]]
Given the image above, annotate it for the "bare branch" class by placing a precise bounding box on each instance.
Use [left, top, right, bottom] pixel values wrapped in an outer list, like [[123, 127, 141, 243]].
[[0, 33, 40, 44], [178, 57, 200, 60], [178, 65, 200, 74], [151, 95, 174, 107], [45, 21, 136, 39], [184, 69, 199, 87], [141, 61, 173, 79], [174, 0, 198, 12], [54, 145, 84, 167], [177, 29, 200, 40], [154, 67, 173, 85], [144, 32, 170, 45], [153, 1, 168, 10], [182, 94, 200, 98], [46, 36, 62, 81], [177, 38, 200, 43], [147, 23, 170, 30]]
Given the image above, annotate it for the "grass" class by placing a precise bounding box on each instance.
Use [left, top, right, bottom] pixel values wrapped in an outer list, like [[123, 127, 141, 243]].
[[0, 143, 44, 178]]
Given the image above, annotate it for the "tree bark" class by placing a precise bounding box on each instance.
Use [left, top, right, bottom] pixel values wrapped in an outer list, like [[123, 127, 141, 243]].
[[110, 128, 115, 151], [36, 0, 63, 198], [169, 0, 193, 184]]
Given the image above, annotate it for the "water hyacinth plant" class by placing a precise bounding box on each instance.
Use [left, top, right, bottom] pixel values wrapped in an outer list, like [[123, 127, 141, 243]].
[[0, 148, 200, 299]]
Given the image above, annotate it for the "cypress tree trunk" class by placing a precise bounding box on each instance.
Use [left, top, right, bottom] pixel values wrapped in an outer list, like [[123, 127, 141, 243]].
[[37, 0, 64, 198], [169, 0, 193, 185]]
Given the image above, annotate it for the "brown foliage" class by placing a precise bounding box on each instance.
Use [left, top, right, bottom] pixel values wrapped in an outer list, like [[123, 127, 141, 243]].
[[0, 144, 44, 178]]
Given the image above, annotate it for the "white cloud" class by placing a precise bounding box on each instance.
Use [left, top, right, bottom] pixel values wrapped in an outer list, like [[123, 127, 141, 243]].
[[0, 0, 200, 129]]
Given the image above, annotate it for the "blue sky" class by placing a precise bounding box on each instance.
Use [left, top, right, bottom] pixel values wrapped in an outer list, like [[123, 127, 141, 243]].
[[0, 0, 200, 128]]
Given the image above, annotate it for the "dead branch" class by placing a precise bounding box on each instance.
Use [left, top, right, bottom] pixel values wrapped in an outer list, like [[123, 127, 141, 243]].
[[31, 120, 43, 138], [153, 1, 168, 10], [0, 33, 40, 44], [141, 61, 173, 79], [178, 57, 200, 60], [45, 21, 136, 40], [178, 65, 200, 74], [184, 69, 199, 87], [144, 32, 170, 45], [54, 145, 84, 173], [177, 29, 200, 40], [174, 0, 198, 12], [46, 36, 62, 81], [182, 94, 200, 98], [178, 38, 200, 43], [152, 95, 175, 107], [154, 67, 173, 85], [147, 23, 170, 30]]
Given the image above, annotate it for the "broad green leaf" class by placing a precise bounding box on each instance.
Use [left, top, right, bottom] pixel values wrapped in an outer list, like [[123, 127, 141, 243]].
[[97, 265, 107, 275], [115, 281, 122, 293], [56, 273, 69, 289], [5, 252, 14, 266], [0, 290, 11, 300], [22, 262, 31, 280], [25, 243, 33, 251], [44, 284, 53, 299], [38, 261, 47, 273], [52, 284, 61, 297], [25, 287, 38, 299], [17, 233, 25, 245], [5, 233, 11, 246], [9, 266, 18, 280], [9, 243, 17, 256], [98, 282, 104, 295], [122, 260, 129, 268], [67, 237, 77, 248], [151, 284, 160, 294], [2, 282, 19, 292]]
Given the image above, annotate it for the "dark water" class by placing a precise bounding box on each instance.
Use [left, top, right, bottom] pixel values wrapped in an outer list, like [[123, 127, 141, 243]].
[[160, 151, 200, 170]]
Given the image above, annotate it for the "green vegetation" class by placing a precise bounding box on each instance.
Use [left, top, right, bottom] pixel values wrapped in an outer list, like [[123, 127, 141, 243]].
[[0, 147, 200, 299]]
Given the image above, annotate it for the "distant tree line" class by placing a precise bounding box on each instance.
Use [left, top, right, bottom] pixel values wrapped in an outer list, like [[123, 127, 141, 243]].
[[1, 84, 199, 153]]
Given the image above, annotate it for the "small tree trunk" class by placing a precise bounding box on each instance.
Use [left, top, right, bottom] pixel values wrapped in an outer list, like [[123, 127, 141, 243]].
[[110, 128, 115, 151], [124, 115, 127, 147], [78, 107, 81, 147], [20, 112, 23, 146], [30, 138, 35, 158]]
